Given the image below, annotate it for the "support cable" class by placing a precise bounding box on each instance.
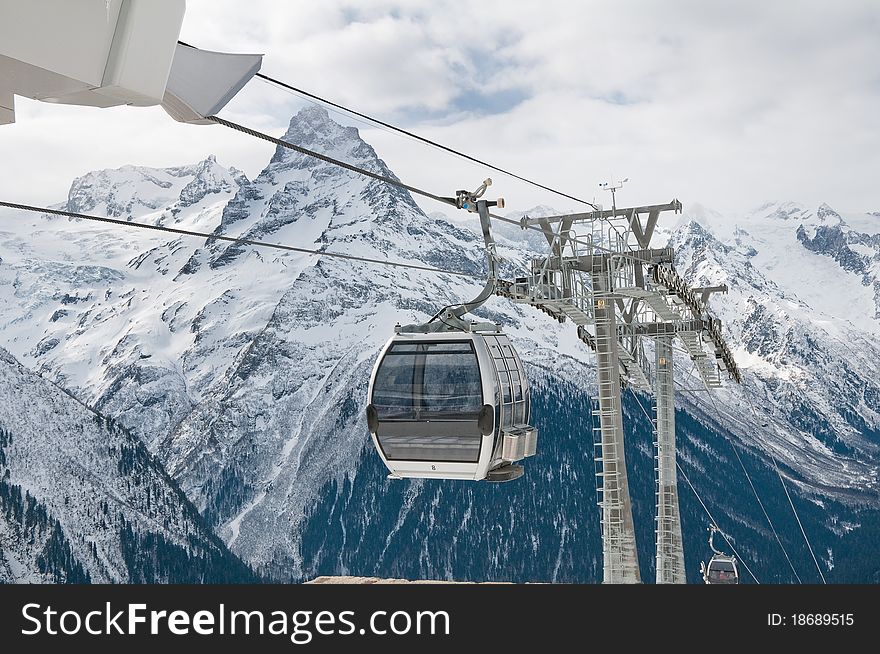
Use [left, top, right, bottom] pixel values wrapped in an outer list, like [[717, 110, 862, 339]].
[[741, 390, 828, 584], [675, 458, 761, 585], [679, 366, 828, 585], [627, 387, 761, 584], [0, 201, 478, 279], [677, 383, 802, 583], [208, 115, 658, 267], [250, 69, 599, 210], [177, 40, 599, 210]]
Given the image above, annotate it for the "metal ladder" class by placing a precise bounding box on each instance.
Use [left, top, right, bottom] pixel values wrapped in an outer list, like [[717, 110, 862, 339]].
[[590, 218, 640, 583]]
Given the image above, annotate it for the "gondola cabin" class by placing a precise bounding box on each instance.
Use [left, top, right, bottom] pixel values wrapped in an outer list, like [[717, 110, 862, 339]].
[[366, 330, 537, 482], [701, 555, 740, 584]]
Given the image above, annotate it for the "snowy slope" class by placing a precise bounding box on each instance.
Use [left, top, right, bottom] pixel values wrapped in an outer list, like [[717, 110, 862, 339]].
[[659, 216, 880, 495], [0, 348, 253, 583], [0, 154, 266, 449], [652, 203, 880, 492], [685, 202, 880, 334], [1, 106, 879, 581]]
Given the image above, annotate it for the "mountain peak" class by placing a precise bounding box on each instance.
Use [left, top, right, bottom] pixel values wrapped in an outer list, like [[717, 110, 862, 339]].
[[675, 202, 723, 232], [278, 105, 360, 153], [205, 103, 423, 270], [816, 202, 843, 223], [261, 106, 406, 205], [177, 155, 240, 208], [679, 217, 717, 241], [751, 200, 807, 222], [293, 104, 331, 125], [65, 158, 241, 218]]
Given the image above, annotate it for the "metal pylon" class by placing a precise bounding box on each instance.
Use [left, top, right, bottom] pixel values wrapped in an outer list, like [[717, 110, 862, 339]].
[[591, 253, 640, 584], [507, 197, 739, 584], [654, 336, 685, 583]]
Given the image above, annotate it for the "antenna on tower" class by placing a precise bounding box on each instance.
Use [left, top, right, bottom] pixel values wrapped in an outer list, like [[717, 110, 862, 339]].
[[599, 177, 629, 216]]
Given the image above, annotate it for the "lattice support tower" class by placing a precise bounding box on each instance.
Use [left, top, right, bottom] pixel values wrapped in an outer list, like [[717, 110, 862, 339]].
[[502, 197, 741, 583], [654, 336, 686, 583]]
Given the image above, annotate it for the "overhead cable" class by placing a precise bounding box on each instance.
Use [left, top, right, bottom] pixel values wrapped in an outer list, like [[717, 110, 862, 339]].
[[627, 387, 761, 584], [679, 383, 803, 583], [249, 70, 600, 210], [680, 366, 829, 585], [0, 201, 478, 279], [741, 391, 828, 584], [208, 115, 654, 266], [177, 38, 598, 209]]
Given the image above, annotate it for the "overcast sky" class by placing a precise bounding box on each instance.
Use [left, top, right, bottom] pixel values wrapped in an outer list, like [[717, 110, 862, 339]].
[[2, 0, 879, 217]]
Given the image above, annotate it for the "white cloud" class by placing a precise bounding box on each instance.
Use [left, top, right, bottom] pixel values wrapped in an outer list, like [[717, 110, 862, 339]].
[[1, 0, 878, 216]]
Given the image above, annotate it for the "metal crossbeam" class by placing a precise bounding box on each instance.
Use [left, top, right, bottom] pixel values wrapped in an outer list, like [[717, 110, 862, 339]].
[[570, 247, 674, 271], [618, 320, 706, 336], [519, 200, 683, 227]]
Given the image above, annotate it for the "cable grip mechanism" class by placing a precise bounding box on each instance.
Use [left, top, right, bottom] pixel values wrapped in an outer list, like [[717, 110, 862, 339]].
[[456, 178, 505, 212]]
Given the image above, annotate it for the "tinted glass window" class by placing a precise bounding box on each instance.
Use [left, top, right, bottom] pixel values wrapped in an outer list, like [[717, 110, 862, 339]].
[[707, 559, 738, 584], [378, 429, 482, 463], [708, 570, 737, 583], [513, 401, 526, 424], [372, 341, 483, 420], [500, 371, 512, 404], [372, 341, 484, 462]]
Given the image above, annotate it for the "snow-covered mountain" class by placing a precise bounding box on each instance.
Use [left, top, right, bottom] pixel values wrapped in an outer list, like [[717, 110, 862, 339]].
[[1, 105, 879, 582], [660, 203, 880, 495], [0, 347, 253, 582]]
